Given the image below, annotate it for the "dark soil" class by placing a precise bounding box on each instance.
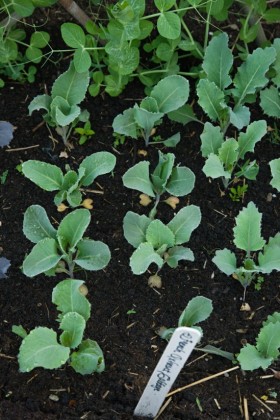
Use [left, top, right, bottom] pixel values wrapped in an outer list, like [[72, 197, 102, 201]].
[[1, 3, 280, 420]]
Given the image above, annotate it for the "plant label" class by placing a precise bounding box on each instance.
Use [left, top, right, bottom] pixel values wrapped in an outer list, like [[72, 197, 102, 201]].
[[134, 327, 201, 418]]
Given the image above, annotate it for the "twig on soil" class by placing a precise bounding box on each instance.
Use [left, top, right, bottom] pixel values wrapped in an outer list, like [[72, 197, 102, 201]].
[[5, 145, 39, 152], [252, 394, 273, 413], [167, 365, 240, 397], [243, 397, 249, 420], [214, 398, 221, 410], [0, 353, 16, 360], [154, 397, 172, 420], [32, 120, 45, 133]]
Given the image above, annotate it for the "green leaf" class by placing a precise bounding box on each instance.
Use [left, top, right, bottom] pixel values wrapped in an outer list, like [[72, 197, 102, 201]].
[[112, 108, 138, 139], [272, 39, 280, 87], [155, 0, 176, 12], [237, 344, 273, 371], [270, 158, 280, 192], [51, 97, 80, 126], [140, 97, 159, 112], [257, 322, 280, 359], [151, 151, 175, 192], [168, 104, 197, 125], [203, 33, 233, 89], [178, 296, 213, 327], [122, 161, 155, 197], [263, 312, 280, 326], [232, 47, 276, 104], [13, 0, 34, 17], [26, 46, 44, 64], [80, 152, 116, 186], [165, 167, 195, 196], [30, 31, 50, 48], [258, 234, 280, 273], [157, 11, 181, 40], [12, 325, 27, 339], [61, 23, 86, 48], [200, 122, 224, 157], [70, 339, 105, 375], [263, 8, 280, 23], [130, 243, 164, 275], [67, 189, 83, 207], [60, 312, 86, 348], [162, 132, 181, 147], [151, 75, 190, 113], [167, 205, 201, 245], [73, 48, 91, 73], [229, 105, 250, 130], [52, 279, 91, 321], [22, 160, 64, 191], [146, 220, 175, 250], [260, 86, 280, 118], [23, 238, 61, 277], [23, 205, 57, 243], [233, 202, 265, 253], [218, 139, 238, 171], [165, 246, 194, 268], [197, 79, 227, 121], [237, 120, 267, 160], [51, 61, 89, 106], [212, 249, 237, 276], [123, 211, 152, 248], [202, 154, 231, 180], [18, 327, 70, 372], [74, 239, 111, 271], [57, 209, 91, 253], [134, 106, 163, 140], [28, 94, 51, 115]]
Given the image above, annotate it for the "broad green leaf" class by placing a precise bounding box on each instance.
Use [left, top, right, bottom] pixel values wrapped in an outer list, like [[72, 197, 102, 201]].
[[272, 39, 280, 87], [13, 0, 34, 17], [263, 312, 280, 326], [130, 243, 164, 274], [168, 104, 197, 125], [260, 86, 280, 118], [165, 167, 195, 196], [202, 154, 231, 179], [229, 105, 250, 130], [80, 152, 116, 186], [151, 75, 190, 113], [122, 161, 155, 197], [112, 108, 138, 139], [140, 97, 159, 113], [218, 139, 238, 171], [263, 8, 280, 23], [57, 209, 91, 253], [156, 42, 174, 61], [22, 160, 64, 191], [18, 327, 70, 372], [167, 205, 201, 245], [74, 239, 111, 271], [61, 23, 86, 48], [233, 202, 265, 253], [51, 98, 80, 127], [200, 122, 224, 158], [157, 11, 181, 39], [107, 44, 139, 75], [212, 249, 237, 276], [146, 220, 175, 250], [162, 132, 181, 148], [258, 235, 280, 273], [165, 246, 194, 268], [237, 344, 273, 371], [67, 189, 83, 207], [29, 31, 50, 48], [123, 211, 152, 248], [155, 0, 176, 12], [74, 48, 91, 73], [197, 79, 227, 121], [232, 47, 276, 104], [52, 279, 91, 321], [70, 339, 105, 374], [60, 312, 86, 348], [23, 205, 57, 243], [257, 322, 280, 359], [237, 120, 267, 160], [51, 61, 89, 106], [28, 94, 51, 115], [23, 238, 61, 277], [26, 46, 43, 64], [178, 296, 213, 327], [203, 32, 233, 89], [269, 158, 280, 192]]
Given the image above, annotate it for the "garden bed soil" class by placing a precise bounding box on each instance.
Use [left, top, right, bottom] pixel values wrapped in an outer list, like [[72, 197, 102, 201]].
[[1, 3, 280, 420]]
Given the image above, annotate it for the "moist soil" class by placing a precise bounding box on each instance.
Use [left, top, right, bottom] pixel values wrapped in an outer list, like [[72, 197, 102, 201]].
[[1, 4, 280, 420]]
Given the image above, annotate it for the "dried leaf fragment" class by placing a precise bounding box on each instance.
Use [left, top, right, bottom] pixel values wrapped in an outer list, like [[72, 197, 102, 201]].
[[138, 149, 148, 157], [139, 194, 152, 207], [148, 274, 162, 288], [57, 203, 68, 212], [82, 198, 93, 209], [164, 196, 179, 209]]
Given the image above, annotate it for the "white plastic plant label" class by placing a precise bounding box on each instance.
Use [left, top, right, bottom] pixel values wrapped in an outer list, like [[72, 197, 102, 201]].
[[134, 327, 201, 418]]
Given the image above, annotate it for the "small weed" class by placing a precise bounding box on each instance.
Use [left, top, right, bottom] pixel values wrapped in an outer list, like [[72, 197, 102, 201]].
[[0, 170, 8, 184], [229, 182, 248, 202]]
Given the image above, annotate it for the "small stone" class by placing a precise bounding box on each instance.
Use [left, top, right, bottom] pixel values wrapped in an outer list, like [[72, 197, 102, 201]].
[[148, 274, 162, 288], [49, 394, 59, 402]]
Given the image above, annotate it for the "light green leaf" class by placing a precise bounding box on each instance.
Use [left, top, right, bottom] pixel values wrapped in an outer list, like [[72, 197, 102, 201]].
[[51, 98, 80, 126], [151, 75, 190, 113], [178, 296, 213, 327], [212, 249, 237, 276], [260, 86, 280, 118], [23, 205, 57, 243], [80, 152, 116, 187], [29, 31, 50, 48], [161, 133, 181, 148], [122, 161, 155, 197], [61, 23, 86, 48], [197, 79, 227, 121], [151, 151, 175, 192], [70, 339, 105, 375], [237, 120, 267, 160], [74, 239, 111, 271], [165, 167, 195, 196], [130, 243, 164, 274], [203, 32, 233, 89], [22, 160, 64, 191], [168, 104, 197, 125], [18, 327, 70, 372], [60, 312, 86, 349], [134, 106, 163, 138], [28, 94, 51, 115], [67, 189, 82, 207], [146, 220, 175, 250], [218, 139, 238, 171], [263, 312, 280, 326], [52, 279, 91, 321], [165, 246, 194, 268], [237, 344, 273, 371], [112, 108, 138, 139], [272, 39, 280, 87], [155, 0, 176, 12], [157, 11, 181, 39], [258, 235, 280, 273], [57, 209, 91, 253], [73, 48, 91, 73], [270, 158, 280, 191], [167, 205, 201, 245], [140, 97, 159, 112], [233, 202, 265, 253], [13, 0, 34, 17], [200, 122, 224, 157], [202, 154, 231, 179], [23, 238, 61, 277], [229, 105, 250, 130], [123, 211, 152, 248], [257, 322, 280, 359], [12, 325, 27, 339]]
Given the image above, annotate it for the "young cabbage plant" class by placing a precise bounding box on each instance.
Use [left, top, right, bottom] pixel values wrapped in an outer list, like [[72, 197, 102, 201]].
[[123, 205, 201, 276], [28, 61, 90, 146], [237, 312, 280, 371], [122, 150, 195, 218], [13, 279, 105, 375], [22, 151, 116, 208], [112, 75, 190, 146], [22, 205, 111, 278], [213, 202, 280, 301]]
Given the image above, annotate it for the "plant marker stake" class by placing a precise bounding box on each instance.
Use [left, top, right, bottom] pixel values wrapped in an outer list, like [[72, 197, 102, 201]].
[[134, 327, 201, 418]]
